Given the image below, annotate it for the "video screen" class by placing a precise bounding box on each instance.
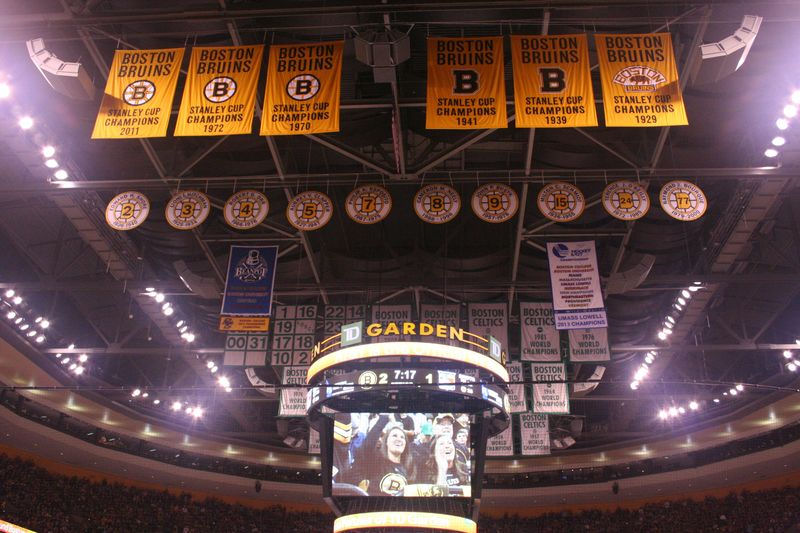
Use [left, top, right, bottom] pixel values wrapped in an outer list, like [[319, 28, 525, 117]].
[[331, 413, 471, 497]]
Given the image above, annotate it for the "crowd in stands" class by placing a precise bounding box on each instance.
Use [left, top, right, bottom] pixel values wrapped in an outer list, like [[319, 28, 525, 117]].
[[2, 452, 800, 532]]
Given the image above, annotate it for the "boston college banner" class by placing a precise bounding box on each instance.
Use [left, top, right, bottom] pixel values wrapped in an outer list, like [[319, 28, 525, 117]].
[[511, 34, 597, 128], [175, 45, 264, 136], [426, 37, 507, 129], [92, 48, 184, 139], [260, 41, 343, 135], [595, 33, 688, 127]]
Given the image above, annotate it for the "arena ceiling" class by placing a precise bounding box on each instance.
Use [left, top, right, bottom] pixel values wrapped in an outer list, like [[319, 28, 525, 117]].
[[0, 0, 799, 456]]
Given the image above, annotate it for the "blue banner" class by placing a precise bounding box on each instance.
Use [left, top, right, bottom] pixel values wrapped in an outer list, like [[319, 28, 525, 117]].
[[220, 246, 278, 316]]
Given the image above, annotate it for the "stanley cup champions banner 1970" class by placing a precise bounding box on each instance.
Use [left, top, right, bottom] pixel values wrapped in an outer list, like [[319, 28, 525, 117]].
[[175, 45, 264, 136], [92, 48, 185, 139], [426, 37, 507, 130], [595, 33, 688, 127], [260, 41, 343, 135], [511, 34, 597, 128]]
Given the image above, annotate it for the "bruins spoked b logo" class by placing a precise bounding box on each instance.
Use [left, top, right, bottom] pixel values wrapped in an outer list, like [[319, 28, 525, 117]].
[[224, 190, 269, 230], [537, 181, 585, 222], [105, 191, 150, 231], [286, 191, 333, 231], [345, 185, 392, 224], [414, 184, 461, 224], [379, 473, 407, 496], [659, 180, 707, 221], [123, 80, 156, 106], [203, 76, 237, 103], [287, 74, 321, 101], [602, 181, 649, 221], [471, 183, 519, 223], [165, 190, 211, 230]]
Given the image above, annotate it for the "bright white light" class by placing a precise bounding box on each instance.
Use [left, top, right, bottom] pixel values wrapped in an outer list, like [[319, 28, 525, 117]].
[[12, 296, 22, 305], [210, 365, 218, 374], [19, 324, 28, 331], [668, 407, 679, 417], [35, 316, 42, 323], [42, 145, 56, 158], [677, 297, 686, 306], [74, 366, 84, 375], [0, 83, 10, 99], [663, 328, 673, 335], [18, 116, 34, 130], [4, 289, 14, 298], [777, 117, 789, 130], [69, 363, 77, 370], [53, 169, 68, 180], [161, 302, 171, 311], [35, 335, 44, 343], [729, 388, 738, 396], [26, 330, 36, 337], [192, 407, 203, 418], [674, 303, 683, 311], [179, 325, 188, 333], [68, 343, 75, 349], [40, 319, 49, 329], [163, 307, 174, 316], [713, 398, 720, 403], [789, 362, 798, 372], [772, 136, 786, 147], [142, 392, 149, 398], [44, 159, 58, 168], [132, 388, 141, 397], [657, 331, 667, 341], [784, 104, 798, 118], [784, 350, 793, 359], [218, 376, 230, 388], [689, 401, 699, 411], [765, 148, 779, 158], [666, 316, 675, 324], [658, 410, 668, 420], [176, 320, 184, 328], [678, 407, 686, 414], [155, 293, 165, 303], [13, 317, 22, 324], [664, 321, 673, 329], [61, 358, 69, 365], [225, 387, 232, 393], [736, 384, 744, 391], [153, 399, 160, 405], [183, 332, 195, 342], [78, 353, 88, 363], [185, 406, 194, 415], [6, 311, 15, 319], [681, 289, 690, 299], [171, 401, 182, 411], [689, 285, 701, 292], [645, 354, 654, 364], [145, 287, 155, 292], [55, 353, 61, 358], [630, 380, 639, 390], [206, 361, 214, 369]]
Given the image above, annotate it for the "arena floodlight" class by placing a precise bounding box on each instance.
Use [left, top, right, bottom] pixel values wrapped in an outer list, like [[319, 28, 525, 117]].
[[171, 401, 182, 411], [736, 384, 744, 391], [689, 401, 699, 411], [6, 311, 15, 319], [772, 136, 786, 146], [0, 82, 10, 99], [776, 118, 789, 130], [78, 353, 88, 362], [18, 116, 34, 130], [44, 159, 58, 168], [53, 169, 68, 180], [783, 105, 797, 118], [13, 296, 22, 305], [5, 289, 15, 298], [132, 388, 141, 397], [42, 145, 55, 158], [74, 366, 84, 375]]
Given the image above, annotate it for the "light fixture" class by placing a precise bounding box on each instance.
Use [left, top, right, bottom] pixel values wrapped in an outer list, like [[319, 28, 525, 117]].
[[19, 324, 29, 331], [171, 401, 182, 411], [155, 293, 165, 303], [12, 296, 22, 305], [185, 406, 194, 415], [678, 407, 686, 414], [736, 384, 744, 391], [69, 363, 77, 370], [777, 117, 789, 130], [666, 316, 675, 324], [664, 321, 674, 329], [54, 169, 69, 180], [176, 320, 185, 328], [132, 388, 141, 397], [26, 330, 36, 337], [765, 148, 779, 158], [55, 353, 61, 358], [689, 401, 699, 410], [42, 145, 56, 158], [657, 331, 667, 341], [218, 376, 231, 388], [784, 104, 798, 118], [772, 136, 786, 146], [74, 366, 84, 375], [35, 316, 42, 323], [18, 116, 34, 130], [142, 392, 149, 398], [206, 361, 214, 369], [688, 285, 701, 292], [78, 353, 88, 363], [668, 407, 678, 417], [630, 380, 639, 390], [153, 399, 160, 405], [191, 407, 203, 418], [4, 289, 14, 298], [658, 410, 668, 420], [784, 350, 793, 359], [44, 159, 58, 168], [163, 307, 174, 316], [183, 332, 195, 342], [35, 335, 44, 343], [61, 357, 70, 364], [713, 398, 720, 403], [6, 311, 15, 319], [40, 319, 49, 329], [663, 328, 673, 335], [644, 354, 654, 364], [179, 325, 188, 333], [0, 82, 10, 99], [210, 365, 218, 374], [729, 388, 738, 396], [674, 303, 683, 311], [145, 286, 155, 292], [677, 297, 686, 306], [681, 289, 691, 299], [788, 362, 798, 372], [161, 302, 170, 311]]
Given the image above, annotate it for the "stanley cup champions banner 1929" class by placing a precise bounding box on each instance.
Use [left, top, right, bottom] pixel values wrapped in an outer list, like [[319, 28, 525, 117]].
[[595, 33, 688, 127], [426, 36, 507, 130], [92, 48, 185, 139], [511, 34, 597, 128], [175, 45, 264, 136], [260, 41, 343, 135]]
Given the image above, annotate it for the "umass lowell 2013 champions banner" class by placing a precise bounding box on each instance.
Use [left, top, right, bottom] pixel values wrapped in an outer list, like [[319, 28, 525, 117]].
[[426, 37, 507, 130]]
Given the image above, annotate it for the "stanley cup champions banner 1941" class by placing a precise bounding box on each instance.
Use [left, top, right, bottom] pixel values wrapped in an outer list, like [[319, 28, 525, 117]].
[[260, 41, 343, 135], [511, 34, 597, 128], [175, 45, 264, 136], [426, 37, 507, 130], [595, 33, 688, 127], [519, 302, 561, 361], [92, 48, 184, 139]]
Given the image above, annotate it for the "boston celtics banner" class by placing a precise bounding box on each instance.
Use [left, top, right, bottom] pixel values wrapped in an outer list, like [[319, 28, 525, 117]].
[[520, 302, 560, 361], [370, 304, 413, 342], [175, 45, 264, 136], [595, 33, 688, 127], [261, 41, 343, 135], [278, 366, 308, 417], [520, 413, 550, 455], [468, 303, 508, 353], [568, 328, 610, 362], [426, 37, 507, 129], [532, 363, 569, 414], [485, 417, 513, 456], [92, 48, 184, 139], [420, 304, 461, 328], [511, 35, 597, 128], [506, 361, 528, 413]]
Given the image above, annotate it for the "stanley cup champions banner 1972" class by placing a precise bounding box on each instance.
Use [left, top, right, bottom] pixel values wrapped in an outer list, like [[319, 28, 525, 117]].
[[92, 48, 185, 139], [175, 45, 264, 136], [426, 37, 507, 130], [595, 33, 688, 127], [260, 41, 343, 135], [511, 34, 597, 128]]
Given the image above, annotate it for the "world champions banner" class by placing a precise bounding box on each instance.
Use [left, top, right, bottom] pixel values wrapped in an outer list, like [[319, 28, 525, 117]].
[[175, 45, 264, 136], [426, 36, 507, 129], [595, 33, 688, 127], [92, 48, 184, 139], [511, 34, 597, 128], [261, 41, 343, 135]]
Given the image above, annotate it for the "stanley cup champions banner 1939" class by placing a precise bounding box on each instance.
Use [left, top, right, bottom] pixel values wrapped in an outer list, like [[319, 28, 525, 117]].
[[260, 41, 343, 135], [92, 48, 185, 139], [175, 45, 264, 136], [426, 36, 507, 130], [595, 33, 688, 127], [511, 34, 597, 128]]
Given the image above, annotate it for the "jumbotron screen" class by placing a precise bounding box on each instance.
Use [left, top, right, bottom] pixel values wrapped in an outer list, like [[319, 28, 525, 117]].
[[331, 413, 471, 497]]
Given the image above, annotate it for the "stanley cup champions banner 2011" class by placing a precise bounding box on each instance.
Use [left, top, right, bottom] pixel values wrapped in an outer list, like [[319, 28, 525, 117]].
[[511, 34, 597, 128], [426, 37, 507, 130], [175, 45, 264, 136], [595, 33, 688, 127], [261, 41, 343, 135], [92, 48, 185, 139]]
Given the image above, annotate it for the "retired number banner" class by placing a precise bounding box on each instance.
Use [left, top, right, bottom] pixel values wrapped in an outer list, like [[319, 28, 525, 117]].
[[261, 41, 343, 135], [426, 37, 507, 129], [520, 302, 561, 361], [595, 33, 688, 127], [92, 48, 184, 139], [175, 45, 264, 136], [532, 363, 569, 414], [520, 413, 550, 455], [511, 35, 597, 128], [485, 417, 513, 456]]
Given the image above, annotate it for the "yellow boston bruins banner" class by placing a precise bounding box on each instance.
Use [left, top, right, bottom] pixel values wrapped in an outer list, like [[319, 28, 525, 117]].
[[595, 33, 688, 127], [260, 41, 343, 135], [175, 45, 264, 136], [426, 37, 507, 130], [92, 48, 184, 139], [511, 34, 597, 128]]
